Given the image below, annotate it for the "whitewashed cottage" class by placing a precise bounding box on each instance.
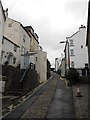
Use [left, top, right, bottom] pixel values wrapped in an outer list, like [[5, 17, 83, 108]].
[[65, 25, 88, 75], [4, 17, 31, 67]]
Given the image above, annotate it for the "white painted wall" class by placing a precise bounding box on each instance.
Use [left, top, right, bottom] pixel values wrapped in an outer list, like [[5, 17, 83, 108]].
[[4, 18, 31, 67], [20, 50, 47, 83], [34, 40, 39, 51], [2, 37, 20, 67], [60, 58, 65, 77], [4, 18, 20, 46], [66, 26, 88, 70], [20, 54, 35, 69], [20, 25, 31, 54], [35, 50, 47, 83], [0, 1, 5, 63], [55, 58, 60, 71]]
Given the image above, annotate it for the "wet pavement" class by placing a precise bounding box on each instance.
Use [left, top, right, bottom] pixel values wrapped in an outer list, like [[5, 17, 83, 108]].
[[72, 76, 89, 118], [2, 72, 76, 119], [46, 75, 75, 118], [21, 73, 75, 119]]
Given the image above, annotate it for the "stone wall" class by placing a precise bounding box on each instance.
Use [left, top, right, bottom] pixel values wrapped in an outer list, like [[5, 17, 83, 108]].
[[2, 65, 39, 95]]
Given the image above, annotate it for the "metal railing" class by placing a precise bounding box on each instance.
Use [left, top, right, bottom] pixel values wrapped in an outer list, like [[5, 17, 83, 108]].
[[20, 63, 36, 83]]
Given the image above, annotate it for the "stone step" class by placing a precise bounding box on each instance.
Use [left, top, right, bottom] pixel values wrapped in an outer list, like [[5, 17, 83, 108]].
[[0, 75, 7, 81]]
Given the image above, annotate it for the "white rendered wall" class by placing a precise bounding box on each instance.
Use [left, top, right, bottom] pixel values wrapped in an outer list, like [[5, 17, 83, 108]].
[[0, 3, 5, 62], [35, 50, 47, 83], [2, 37, 20, 67], [4, 18, 20, 46], [68, 27, 88, 69]]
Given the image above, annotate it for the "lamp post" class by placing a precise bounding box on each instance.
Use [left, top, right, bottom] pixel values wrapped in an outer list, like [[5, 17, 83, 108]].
[[60, 40, 70, 69]]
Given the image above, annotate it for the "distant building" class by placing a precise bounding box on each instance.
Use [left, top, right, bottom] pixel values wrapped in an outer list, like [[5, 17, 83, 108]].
[[65, 25, 88, 75], [59, 57, 65, 77], [86, 1, 90, 71], [55, 58, 59, 72]]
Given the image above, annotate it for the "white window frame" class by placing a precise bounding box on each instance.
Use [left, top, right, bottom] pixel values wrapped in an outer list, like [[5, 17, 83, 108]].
[[70, 49, 74, 56], [70, 39, 73, 46]]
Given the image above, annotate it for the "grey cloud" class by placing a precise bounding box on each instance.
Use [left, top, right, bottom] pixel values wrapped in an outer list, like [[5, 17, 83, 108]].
[[65, 1, 88, 20]]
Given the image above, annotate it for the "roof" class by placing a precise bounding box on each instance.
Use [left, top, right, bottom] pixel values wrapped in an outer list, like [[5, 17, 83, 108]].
[[3, 36, 20, 47], [25, 26, 39, 44], [66, 31, 79, 39], [86, 1, 90, 46], [67, 25, 86, 39], [7, 18, 32, 39], [0, 0, 6, 20]]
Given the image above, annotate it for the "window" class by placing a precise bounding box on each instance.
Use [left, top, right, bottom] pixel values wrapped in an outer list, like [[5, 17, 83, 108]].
[[1, 51, 4, 59], [70, 39, 73, 46], [2, 38, 4, 44], [14, 45, 17, 52], [70, 49, 74, 56], [8, 23, 12, 27], [81, 45, 83, 48], [13, 57, 16, 64], [21, 46, 26, 53], [71, 61, 74, 68], [85, 63, 88, 68], [23, 35, 26, 43], [36, 57, 37, 62]]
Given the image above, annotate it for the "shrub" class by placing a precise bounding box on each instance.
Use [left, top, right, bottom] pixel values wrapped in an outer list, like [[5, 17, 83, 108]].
[[65, 68, 79, 85]]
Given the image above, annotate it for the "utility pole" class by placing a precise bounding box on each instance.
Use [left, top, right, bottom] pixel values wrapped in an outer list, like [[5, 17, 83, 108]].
[[60, 39, 70, 70]]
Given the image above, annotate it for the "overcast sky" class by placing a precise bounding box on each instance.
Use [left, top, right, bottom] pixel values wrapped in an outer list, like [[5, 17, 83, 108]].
[[1, 0, 89, 67]]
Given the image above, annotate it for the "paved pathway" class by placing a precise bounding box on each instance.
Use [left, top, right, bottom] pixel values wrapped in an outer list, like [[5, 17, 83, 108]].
[[2, 73, 76, 119], [21, 73, 75, 118], [72, 83, 88, 118], [20, 73, 58, 118], [46, 75, 75, 118]]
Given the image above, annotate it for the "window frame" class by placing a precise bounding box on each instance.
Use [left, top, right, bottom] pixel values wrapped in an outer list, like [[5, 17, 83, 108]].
[[14, 45, 17, 52], [70, 49, 74, 56], [1, 50, 4, 60], [71, 61, 74, 68], [23, 35, 26, 43], [69, 39, 74, 46], [13, 57, 16, 64]]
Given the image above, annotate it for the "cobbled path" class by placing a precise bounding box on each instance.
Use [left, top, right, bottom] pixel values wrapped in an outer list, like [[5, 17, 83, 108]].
[[21, 78, 57, 118]]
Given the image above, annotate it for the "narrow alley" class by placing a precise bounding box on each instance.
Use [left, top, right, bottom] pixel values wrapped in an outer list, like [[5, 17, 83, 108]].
[[2, 72, 75, 119]]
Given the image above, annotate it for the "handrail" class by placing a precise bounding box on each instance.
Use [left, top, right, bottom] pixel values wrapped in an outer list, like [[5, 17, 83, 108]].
[[20, 65, 30, 83]]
